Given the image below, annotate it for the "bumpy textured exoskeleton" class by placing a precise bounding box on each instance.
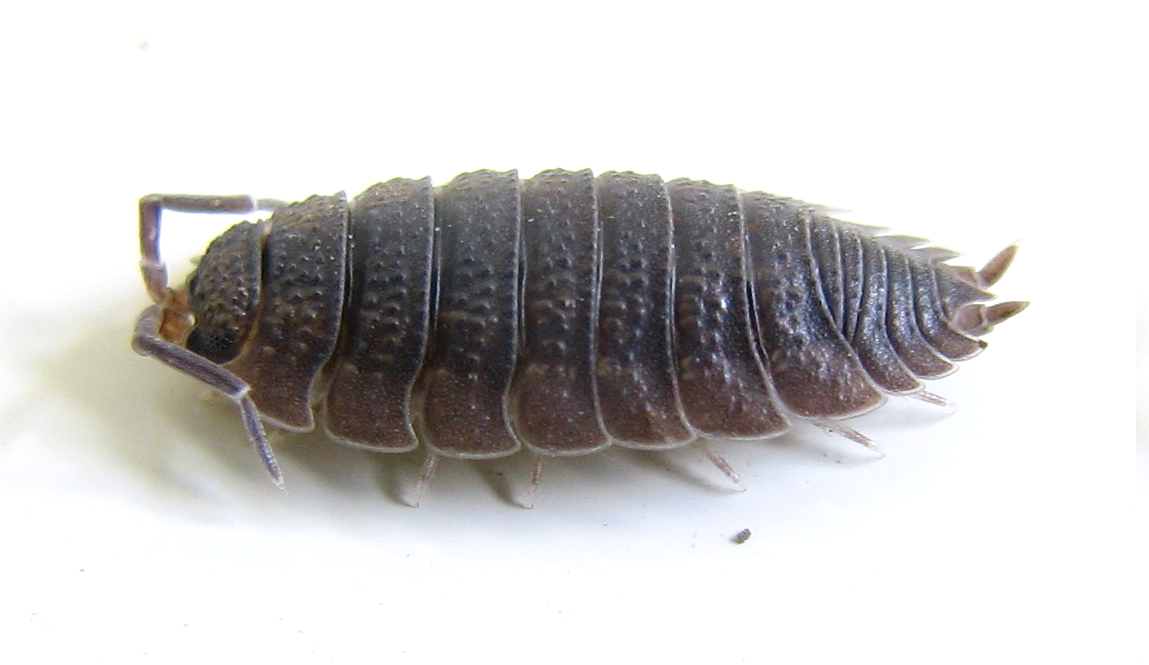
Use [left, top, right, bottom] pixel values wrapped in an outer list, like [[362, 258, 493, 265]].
[[133, 170, 1026, 490]]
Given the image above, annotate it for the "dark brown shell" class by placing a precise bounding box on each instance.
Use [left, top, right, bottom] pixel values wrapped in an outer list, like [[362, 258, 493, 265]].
[[155, 169, 1025, 462]]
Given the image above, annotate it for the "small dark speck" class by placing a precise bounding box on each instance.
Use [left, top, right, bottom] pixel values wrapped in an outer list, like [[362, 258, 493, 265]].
[[731, 528, 752, 544], [78, 569, 85, 572]]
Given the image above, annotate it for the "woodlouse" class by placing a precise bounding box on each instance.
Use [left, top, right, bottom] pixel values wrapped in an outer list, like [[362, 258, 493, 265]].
[[133, 169, 1026, 494]]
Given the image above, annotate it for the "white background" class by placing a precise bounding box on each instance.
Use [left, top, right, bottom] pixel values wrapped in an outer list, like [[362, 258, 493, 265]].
[[0, 1, 1141, 662]]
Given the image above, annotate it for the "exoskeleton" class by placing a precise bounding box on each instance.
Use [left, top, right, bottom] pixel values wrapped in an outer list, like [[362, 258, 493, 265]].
[[133, 170, 1025, 493]]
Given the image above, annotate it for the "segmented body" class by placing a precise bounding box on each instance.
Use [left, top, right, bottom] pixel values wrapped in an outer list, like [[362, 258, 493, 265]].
[[138, 169, 1024, 468]]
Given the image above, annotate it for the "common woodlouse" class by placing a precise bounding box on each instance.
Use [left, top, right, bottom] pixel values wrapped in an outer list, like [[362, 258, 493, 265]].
[[133, 169, 1026, 494]]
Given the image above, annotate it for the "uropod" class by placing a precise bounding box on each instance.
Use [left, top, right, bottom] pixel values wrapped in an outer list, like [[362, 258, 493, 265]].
[[133, 169, 1026, 498]]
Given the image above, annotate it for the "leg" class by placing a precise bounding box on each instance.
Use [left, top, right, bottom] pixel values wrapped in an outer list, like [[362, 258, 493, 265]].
[[523, 454, 545, 509], [696, 439, 745, 490], [139, 193, 284, 303], [133, 305, 284, 488], [911, 390, 953, 408], [814, 419, 884, 456], [410, 452, 440, 507]]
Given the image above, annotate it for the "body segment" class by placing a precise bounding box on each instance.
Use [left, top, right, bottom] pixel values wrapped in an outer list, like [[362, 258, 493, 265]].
[[221, 194, 348, 431], [509, 169, 609, 455], [667, 179, 787, 439], [594, 172, 694, 448], [323, 178, 434, 451], [412, 170, 523, 458]]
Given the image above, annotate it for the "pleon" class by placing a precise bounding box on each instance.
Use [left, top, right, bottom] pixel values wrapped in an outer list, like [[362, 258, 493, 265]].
[[842, 228, 921, 394], [742, 195, 883, 417], [908, 258, 985, 361], [881, 245, 955, 378]]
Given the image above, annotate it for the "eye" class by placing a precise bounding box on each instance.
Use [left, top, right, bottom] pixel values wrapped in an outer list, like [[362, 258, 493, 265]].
[[186, 329, 237, 364]]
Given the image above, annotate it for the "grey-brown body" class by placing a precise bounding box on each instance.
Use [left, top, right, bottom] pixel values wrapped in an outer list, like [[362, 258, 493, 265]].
[[134, 169, 1024, 481]]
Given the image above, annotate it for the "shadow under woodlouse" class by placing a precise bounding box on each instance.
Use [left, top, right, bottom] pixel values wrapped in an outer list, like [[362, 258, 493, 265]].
[[9, 297, 972, 514]]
